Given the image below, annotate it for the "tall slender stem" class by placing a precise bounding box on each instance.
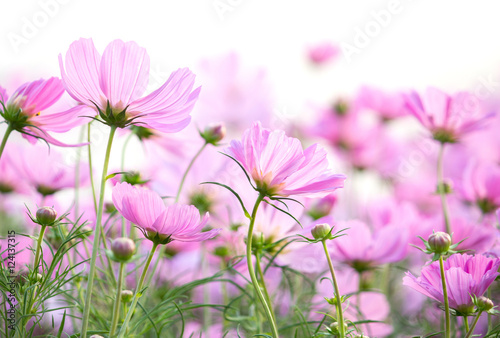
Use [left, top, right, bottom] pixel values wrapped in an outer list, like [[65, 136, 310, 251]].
[[437, 143, 451, 234], [32, 225, 47, 277], [464, 311, 483, 338], [0, 124, 13, 160], [321, 240, 345, 338], [175, 142, 207, 203], [117, 243, 159, 338], [464, 316, 469, 333], [87, 122, 98, 213], [255, 251, 276, 323], [246, 193, 279, 337], [439, 255, 451, 338], [109, 263, 126, 336], [81, 126, 117, 338]]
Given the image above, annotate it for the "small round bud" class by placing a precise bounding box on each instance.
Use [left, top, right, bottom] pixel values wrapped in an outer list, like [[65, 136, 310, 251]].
[[307, 195, 337, 220], [311, 223, 332, 240], [111, 238, 136, 261], [428, 232, 452, 254], [121, 290, 134, 303], [476, 296, 494, 311], [201, 123, 226, 145], [36, 206, 57, 225], [329, 321, 348, 335]]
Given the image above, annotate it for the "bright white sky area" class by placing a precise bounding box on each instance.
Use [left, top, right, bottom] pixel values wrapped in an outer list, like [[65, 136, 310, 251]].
[[1, 0, 500, 107]]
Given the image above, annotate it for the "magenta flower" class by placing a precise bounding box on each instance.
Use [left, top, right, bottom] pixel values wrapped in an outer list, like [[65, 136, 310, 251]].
[[403, 253, 500, 315], [404, 87, 494, 143], [225, 122, 346, 197], [0, 77, 87, 146], [357, 86, 409, 120], [112, 182, 220, 244], [307, 42, 339, 65], [331, 220, 409, 272], [59, 38, 200, 132]]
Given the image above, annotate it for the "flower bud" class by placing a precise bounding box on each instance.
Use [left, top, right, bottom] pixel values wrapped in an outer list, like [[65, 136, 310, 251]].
[[121, 290, 134, 303], [111, 238, 136, 262], [200, 122, 226, 145], [214, 246, 230, 258], [428, 231, 451, 254], [329, 321, 348, 335], [307, 195, 337, 220], [311, 223, 332, 240], [36, 206, 57, 226], [476, 296, 494, 311]]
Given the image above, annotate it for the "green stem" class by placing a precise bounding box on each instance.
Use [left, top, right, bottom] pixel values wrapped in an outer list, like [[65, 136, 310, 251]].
[[255, 251, 277, 323], [175, 142, 207, 203], [110, 263, 126, 336], [81, 126, 117, 338], [246, 193, 279, 337], [117, 243, 159, 338], [464, 311, 483, 338], [437, 143, 451, 234], [322, 240, 345, 338], [464, 316, 469, 333], [439, 255, 451, 338], [0, 124, 13, 160], [32, 225, 47, 276], [87, 122, 98, 214], [74, 125, 86, 219]]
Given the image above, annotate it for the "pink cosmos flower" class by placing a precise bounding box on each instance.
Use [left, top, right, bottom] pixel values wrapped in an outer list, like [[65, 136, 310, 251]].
[[112, 182, 220, 244], [403, 253, 500, 315], [404, 87, 494, 143], [330, 220, 409, 272], [59, 38, 200, 132], [0, 78, 87, 146], [225, 122, 346, 197], [356, 86, 409, 120], [459, 160, 500, 214], [307, 42, 339, 65]]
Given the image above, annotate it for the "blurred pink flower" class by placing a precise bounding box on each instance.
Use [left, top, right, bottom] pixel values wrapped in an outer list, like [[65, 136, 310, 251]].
[[307, 42, 339, 65], [59, 38, 200, 132], [225, 121, 346, 197], [459, 160, 500, 214], [404, 87, 494, 143], [12, 144, 89, 197], [112, 182, 220, 244], [330, 219, 409, 271], [403, 253, 500, 315], [356, 85, 409, 120], [0, 78, 87, 146], [193, 53, 274, 131]]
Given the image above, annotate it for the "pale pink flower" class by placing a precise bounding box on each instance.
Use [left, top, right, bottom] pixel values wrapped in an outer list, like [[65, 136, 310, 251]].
[[225, 122, 346, 197], [0, 78, 87, 146], [404, 87, 494, 143], [307, 42, 339, 65], [330, 219, 409, 271], [459, 159, 500, 214], [403, 253, 500, 315], [356, 85, 409, 120], [112, 182, 220, 244], [59, 38, 200, 132]]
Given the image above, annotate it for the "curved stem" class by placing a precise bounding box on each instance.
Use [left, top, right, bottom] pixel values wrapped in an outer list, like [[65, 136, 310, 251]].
[[464, 311, 483, 338], [81, 126, 117, 338], [437, 143, 451, 234], [109, 263, 126, 336], [255, 251, 277, 323], [0, 124, 13, 160], [175, 142, 207, 203], [322, 240, 345, 338], [439, 255, 451, 338], [246, 193, 279, 337], [117, 243, 159, 338]]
